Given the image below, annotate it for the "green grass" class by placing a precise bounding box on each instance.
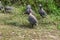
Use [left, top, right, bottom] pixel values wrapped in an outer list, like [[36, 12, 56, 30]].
[[0, 6, 60, 40]]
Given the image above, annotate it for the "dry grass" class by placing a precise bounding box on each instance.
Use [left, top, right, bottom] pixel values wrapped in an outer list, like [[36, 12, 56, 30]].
[[0, 24, 60, 40]]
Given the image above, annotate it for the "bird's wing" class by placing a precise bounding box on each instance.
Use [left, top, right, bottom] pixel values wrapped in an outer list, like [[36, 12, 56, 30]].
[[43, 9, 47, 15], [31, 15, 38, 23]]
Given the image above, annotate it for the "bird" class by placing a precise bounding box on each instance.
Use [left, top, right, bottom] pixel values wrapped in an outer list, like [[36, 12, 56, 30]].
[[38, 4, 47, 18], [28, 12, 38, 28], [24, 5, 34, 15], [4, 6, 14, 13], [0, 1, 3, 10], [0, 5, 3, 10]]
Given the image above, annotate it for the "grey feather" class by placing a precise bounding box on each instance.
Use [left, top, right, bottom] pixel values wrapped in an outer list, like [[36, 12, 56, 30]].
[[28, 13, 38, 27], [0, 1, 3, 10], [38, 4, 47, 18], [5, 6, 14, 13], [25, 5, 34, 15]]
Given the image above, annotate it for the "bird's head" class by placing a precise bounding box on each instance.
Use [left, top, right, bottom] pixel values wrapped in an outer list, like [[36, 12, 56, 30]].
[[27, 5, 31, 9], [39, 4, 43, 9]]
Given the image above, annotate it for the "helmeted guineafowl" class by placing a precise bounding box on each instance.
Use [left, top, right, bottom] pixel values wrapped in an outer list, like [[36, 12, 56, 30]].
[[38, 4, 47, 18], [0, 1, 3, 10], [5, 6, 14, 13], [28, 13, 38, 28], [25, 5, 34, 15]]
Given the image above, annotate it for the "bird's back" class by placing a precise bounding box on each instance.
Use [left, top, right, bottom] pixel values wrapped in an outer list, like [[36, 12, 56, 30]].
[[39, 9, 46, 15], [39, 8, 47, 18], [28, 13, 38, 25]]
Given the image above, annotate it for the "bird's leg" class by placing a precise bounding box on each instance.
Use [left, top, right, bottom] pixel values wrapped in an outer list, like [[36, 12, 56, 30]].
[[31, 24, 34, 28]]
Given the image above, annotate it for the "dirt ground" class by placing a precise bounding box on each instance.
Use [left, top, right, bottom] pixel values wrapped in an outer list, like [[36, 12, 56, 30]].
[[0, 24, 60, 40]]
